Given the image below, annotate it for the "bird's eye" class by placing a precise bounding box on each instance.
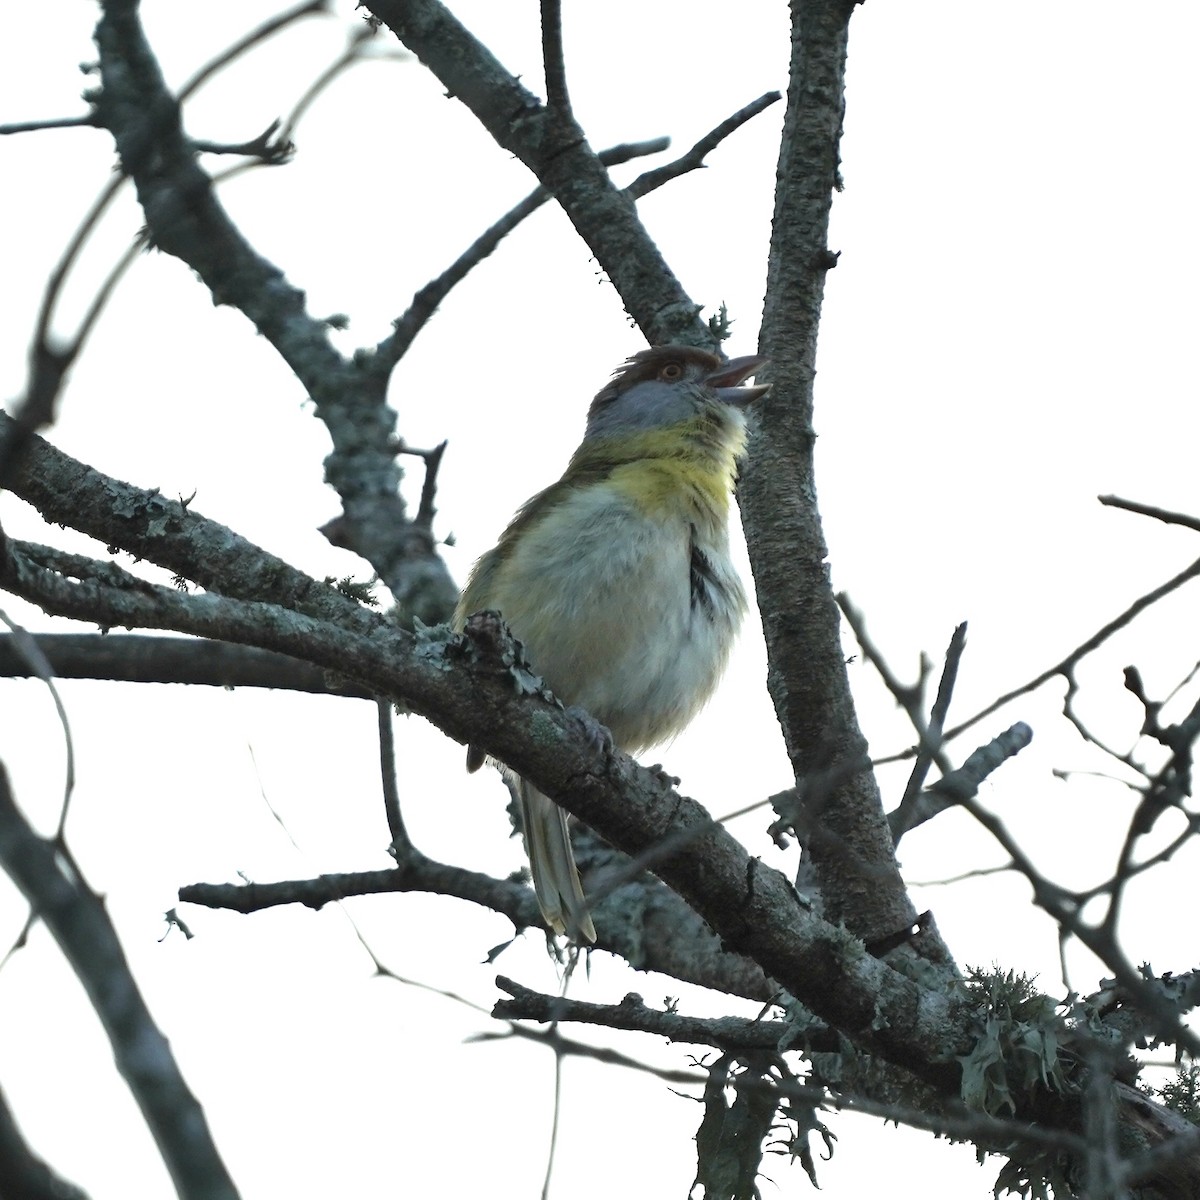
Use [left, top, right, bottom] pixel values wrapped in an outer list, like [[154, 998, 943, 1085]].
[[660, 362, 684, 381]]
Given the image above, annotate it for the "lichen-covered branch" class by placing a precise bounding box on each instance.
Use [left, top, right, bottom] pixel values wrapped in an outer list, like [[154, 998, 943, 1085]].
[[91, 0, 456, 621], [737, 0, 927, 961]]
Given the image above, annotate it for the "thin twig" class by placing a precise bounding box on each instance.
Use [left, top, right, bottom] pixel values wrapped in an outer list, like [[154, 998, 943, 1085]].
[[944, 554, 1200, 743], [376, 136, 670, 371], [899, 622, 967, 812], [0, 767, 240, 1200], [0, 114, 97, 136], [190, 119, 294, 163], [626, 91, 781, 199], [176, 0, 330, 103], [377, 698, 412, 852], [539, 0, 571, 117], [1099, 495, 1200, 535], [0, 173, 124, 484], [475, 1007, 1092, 1163], [0, 614, 75, 841], [837, 594, 953, 777], [279, 24, 405, 144]]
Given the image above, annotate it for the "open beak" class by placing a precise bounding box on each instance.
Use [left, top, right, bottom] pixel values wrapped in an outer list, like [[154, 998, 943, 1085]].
[[707, 354, 770, 407]]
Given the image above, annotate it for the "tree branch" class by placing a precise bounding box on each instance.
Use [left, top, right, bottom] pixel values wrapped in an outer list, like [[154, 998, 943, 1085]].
[[0, 632, 374, 697], [494, 976, 791, 1050], [739, 0, 922, 957], [0, 767, 239, 1200], [91, 0, 457, 621], [0, 1083, 89, 1200], [365, 0, 713, 347]]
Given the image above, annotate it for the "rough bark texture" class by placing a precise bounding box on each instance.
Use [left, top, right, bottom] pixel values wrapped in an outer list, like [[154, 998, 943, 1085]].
[[741, 0, 922, 950]]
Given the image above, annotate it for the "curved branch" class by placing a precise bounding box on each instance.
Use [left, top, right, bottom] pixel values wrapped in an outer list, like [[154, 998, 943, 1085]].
[[92, 0, 457, 621], [0, 768, 239, 1200]]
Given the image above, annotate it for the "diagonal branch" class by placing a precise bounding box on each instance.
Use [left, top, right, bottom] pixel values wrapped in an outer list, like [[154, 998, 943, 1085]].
[[0, 767, 240, 1200], [944, 552, 1200, 744], [0, 531, 973, 1089], [0, 411, 375, 628], [91, 0, 457, 620], [377, 90, 777, 371], [626, 91, 781, 199], [365, 0, 713, 347]]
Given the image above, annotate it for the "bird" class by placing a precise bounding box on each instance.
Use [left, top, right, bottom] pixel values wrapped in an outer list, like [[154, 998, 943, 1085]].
[[454, 345, 768, 943]]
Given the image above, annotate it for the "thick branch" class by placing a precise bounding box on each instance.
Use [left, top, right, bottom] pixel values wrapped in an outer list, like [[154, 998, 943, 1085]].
[[0, 412, 373, 627], [739, 0, 921, 956], [91, 0, 456, 620], [0, 532, 972, 1085]]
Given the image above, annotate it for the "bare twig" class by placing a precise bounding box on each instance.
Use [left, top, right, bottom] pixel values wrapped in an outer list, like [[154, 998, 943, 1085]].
[[0, 613, 75, 838], [0, 115, 97, 136], [377, 698, 412, 852], [406, 440, 447, 533], [279, 24, 405, 144], [626, 91, 781, 198], [0, 172, 124, 484], [1099, 495, 1200, 535], [377, 137, 669, 368], [539, 0, 571, 117], [889, 722, 1033, 842], [945, 553, 1200, 744], [0, 632, 376, 696], [181, 857, 541, 928], [377, 92, 778, 370], [190, 119, 294, 163], [366, 0, 712, 346], [899, 623, 967, 812], [0, 768, 240, 1200], [837, 594, 954, 778], [494, 976, 792, 1052], [176, 0, 330, 103]]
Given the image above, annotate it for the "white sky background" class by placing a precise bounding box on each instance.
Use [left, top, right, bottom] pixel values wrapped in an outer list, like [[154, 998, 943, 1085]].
[[1, 2, 1199, 1197]]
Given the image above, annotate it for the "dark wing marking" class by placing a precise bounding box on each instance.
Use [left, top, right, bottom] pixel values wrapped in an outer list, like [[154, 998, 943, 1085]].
[[689, 526, 718, 615]]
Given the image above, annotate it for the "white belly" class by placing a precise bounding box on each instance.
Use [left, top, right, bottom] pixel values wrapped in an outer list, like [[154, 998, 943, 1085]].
[[487, 482, 746, 751]]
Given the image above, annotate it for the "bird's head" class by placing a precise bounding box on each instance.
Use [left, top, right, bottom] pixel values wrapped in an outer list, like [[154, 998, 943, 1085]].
[[582, 346, 769, 447]]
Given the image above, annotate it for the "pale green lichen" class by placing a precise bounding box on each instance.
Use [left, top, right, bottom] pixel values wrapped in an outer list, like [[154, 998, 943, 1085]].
[[959, 967, 1069, 1118]]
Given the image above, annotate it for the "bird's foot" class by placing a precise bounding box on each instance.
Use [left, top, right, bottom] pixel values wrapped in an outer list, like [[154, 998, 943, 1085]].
[[646, 763, 681, 788], [566, 705, 615, 759]]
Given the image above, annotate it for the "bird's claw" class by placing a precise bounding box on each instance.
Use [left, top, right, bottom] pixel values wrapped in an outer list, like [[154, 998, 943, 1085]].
[[566, 705, 615, 758], [647, 763, 681, 788]]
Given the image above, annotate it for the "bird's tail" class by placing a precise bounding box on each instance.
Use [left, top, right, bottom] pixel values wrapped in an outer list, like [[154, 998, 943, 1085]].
[[519, 780, 597, 944]]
